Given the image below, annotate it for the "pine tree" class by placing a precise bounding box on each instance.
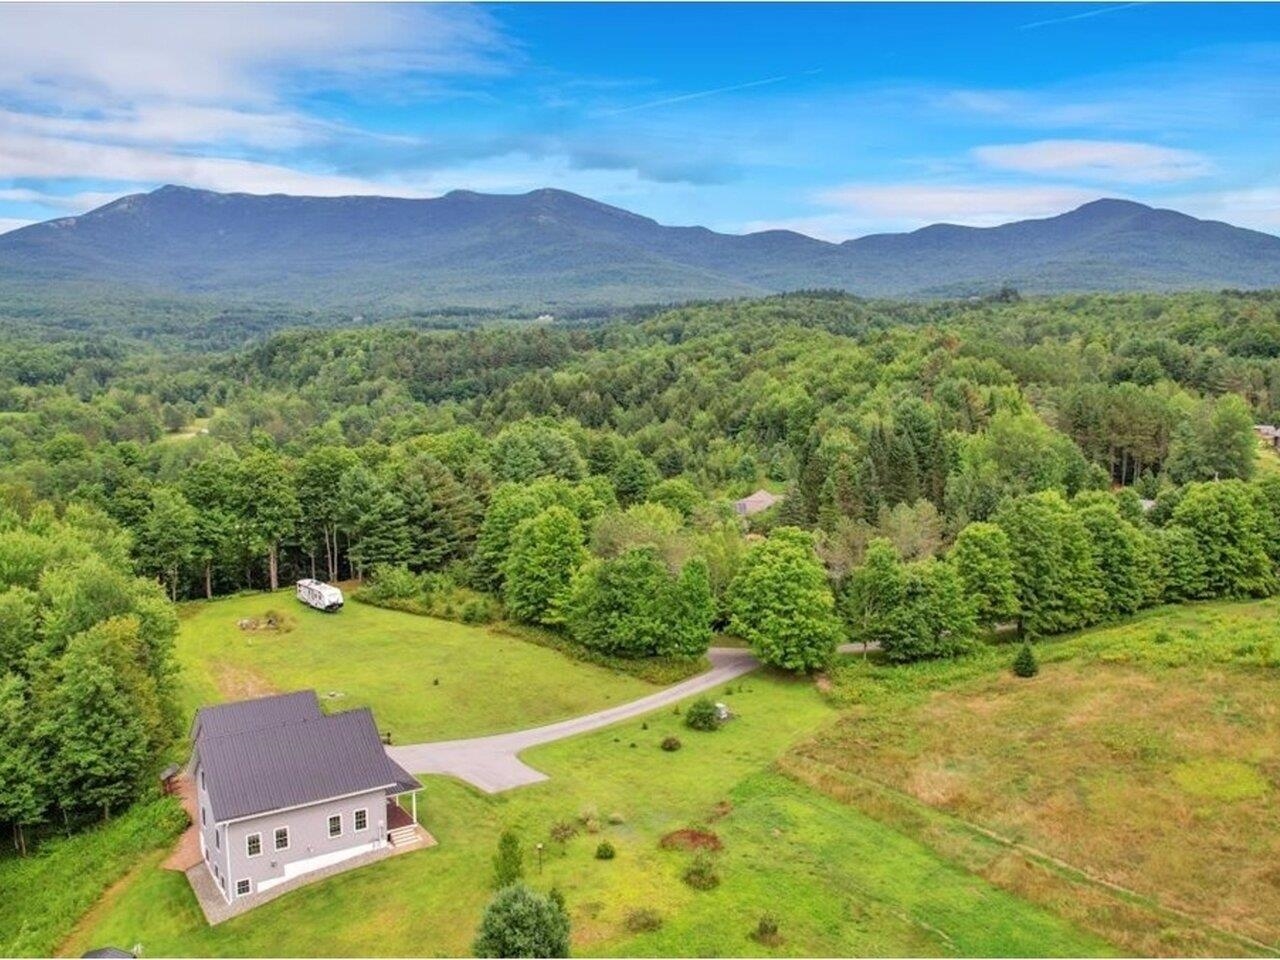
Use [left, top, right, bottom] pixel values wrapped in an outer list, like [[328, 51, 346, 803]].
[[492, 829, 524, 888], [1012, 643, 1039, 678]]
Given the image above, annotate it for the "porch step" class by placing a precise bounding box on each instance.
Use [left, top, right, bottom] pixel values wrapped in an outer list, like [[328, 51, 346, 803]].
[[389, 825, 421, 847]]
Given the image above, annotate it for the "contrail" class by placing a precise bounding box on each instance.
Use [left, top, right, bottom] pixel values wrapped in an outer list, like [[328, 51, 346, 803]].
[[601, 73, 795, 116], [1018, 2, 1146, 31]]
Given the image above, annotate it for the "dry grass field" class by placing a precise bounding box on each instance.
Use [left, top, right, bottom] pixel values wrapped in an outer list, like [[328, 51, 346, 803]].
[[787, 599, 1280, 957]]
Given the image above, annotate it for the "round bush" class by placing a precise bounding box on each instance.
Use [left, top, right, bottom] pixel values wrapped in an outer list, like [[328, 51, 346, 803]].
[[660, 736, 682, 752], [595, 840, 616, 860], [684, 696, 720, 732]]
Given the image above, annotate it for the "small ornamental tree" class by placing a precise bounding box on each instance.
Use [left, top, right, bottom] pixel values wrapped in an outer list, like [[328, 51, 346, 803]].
[[472, 883, 570, 958], [492, 829, 524, 888], [1012, 643, 1039, 678], [727, 527, 842, 672]]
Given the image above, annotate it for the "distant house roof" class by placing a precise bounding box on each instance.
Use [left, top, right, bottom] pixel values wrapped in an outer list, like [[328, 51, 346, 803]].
[[193, 691, 419, 823], [81, 949, 135, 958], [1256, 424, 1279, 439], [733, 489, 781, 516]]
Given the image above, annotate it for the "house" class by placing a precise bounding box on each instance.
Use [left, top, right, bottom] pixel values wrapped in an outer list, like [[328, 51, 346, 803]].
[[1255, 424, 1280, 451], [733, 489, 781, 517], [190, 690, 422, 907]]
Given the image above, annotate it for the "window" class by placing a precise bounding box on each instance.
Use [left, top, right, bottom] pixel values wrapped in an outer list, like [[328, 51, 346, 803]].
[[328, 814, 342, 838], [200, 769, 205, 790], [215, 828, 220, 849], [246, 833, 262, 857], [201, 807, 206, 826], [274, 826, 290, 851], [354, 808, 368, 832], [236, 879, 251, 897], [220, 874, 226, 891]]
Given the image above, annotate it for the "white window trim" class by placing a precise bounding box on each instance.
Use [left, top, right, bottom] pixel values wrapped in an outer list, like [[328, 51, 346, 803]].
[[353, 808, 368, 832], [274, 826, 290, 851], [246, 832, 262, 858], [236, 878, 252, 897], [328, 814, 343, 839]]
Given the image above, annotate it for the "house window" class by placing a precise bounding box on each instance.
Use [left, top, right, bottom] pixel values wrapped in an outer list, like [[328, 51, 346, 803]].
[[274, 826, 290, 851], [246, 833, 262, 857], [215, 828, 220, 849], [200, 769, 205, 790], [201, 807, 206, 826], [354, 809, 368, 832], [328, 814, 342, 838], [236, 879, 251, 897]]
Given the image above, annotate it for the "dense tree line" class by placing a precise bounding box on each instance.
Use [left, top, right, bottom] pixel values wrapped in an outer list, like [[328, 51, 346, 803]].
[[0, 499, 179, 851], [4, 289, 1280, 848]]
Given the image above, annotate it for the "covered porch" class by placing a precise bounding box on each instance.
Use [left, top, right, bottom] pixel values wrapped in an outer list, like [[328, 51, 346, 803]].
[[386, 787, 429, 848]]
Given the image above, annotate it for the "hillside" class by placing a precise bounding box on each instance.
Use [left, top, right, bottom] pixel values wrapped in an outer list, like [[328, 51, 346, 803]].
[[0, 187, 1277, 312]]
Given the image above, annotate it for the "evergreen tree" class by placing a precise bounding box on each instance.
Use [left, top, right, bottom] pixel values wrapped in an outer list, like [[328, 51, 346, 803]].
[[492, 829, 525, 888], [1012, 643, 1039, 678]]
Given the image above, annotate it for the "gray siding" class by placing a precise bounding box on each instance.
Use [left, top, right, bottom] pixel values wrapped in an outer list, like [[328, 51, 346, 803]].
[[223, 788, 389, 897]]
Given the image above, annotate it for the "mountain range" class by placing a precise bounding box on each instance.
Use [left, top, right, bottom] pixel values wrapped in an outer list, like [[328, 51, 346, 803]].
[[1, 185, 1278, 311]]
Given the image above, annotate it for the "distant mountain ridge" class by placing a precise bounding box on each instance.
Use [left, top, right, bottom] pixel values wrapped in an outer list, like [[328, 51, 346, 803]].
[[0, 185, 1277, 309]]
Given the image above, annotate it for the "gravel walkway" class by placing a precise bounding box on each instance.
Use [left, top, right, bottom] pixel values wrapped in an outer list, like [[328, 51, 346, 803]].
[[388, 644, 871, 793]]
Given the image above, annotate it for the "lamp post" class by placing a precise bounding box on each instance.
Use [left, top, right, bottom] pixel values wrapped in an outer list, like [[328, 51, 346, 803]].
[[536, 842, 544, 874]]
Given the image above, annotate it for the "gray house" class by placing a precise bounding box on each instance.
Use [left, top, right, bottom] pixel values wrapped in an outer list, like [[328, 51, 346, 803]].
[[191, 691, 422, 904]]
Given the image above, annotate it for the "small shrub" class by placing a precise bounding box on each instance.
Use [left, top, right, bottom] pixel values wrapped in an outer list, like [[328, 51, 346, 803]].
[[683, 851, 721, 890], [753, 914, 782, 946], [684, 697, 720, 731], [472, 883, 570, 958], [549, 820, 578, 848], [578, 806, 598, 825], [491, 829, 523, 888], [607, 811, 625, 825], [625, 907, 663, 933], [595, 840, 616, 860], [1012, 643, 1039, 678], [661, 735, 682, 752]]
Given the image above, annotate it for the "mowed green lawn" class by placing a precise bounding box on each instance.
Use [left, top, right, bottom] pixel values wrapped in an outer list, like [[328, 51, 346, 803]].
[[60, 674, 1110, 958], [173, 592, 654, 741]]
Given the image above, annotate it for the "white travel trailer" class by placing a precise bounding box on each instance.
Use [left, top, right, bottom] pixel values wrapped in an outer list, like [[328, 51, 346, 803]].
[[296, 579, 344, 612]]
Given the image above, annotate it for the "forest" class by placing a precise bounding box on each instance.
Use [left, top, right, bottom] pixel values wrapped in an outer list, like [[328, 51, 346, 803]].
[[2, 288, 1280, 847]]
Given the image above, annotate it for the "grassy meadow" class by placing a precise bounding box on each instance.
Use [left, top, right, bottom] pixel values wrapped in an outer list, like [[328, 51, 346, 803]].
[[790, 598, 1280, 956], [41, 591, 1280, 958], [173, 591, 654, 741], [60, 672, 1108, 958]]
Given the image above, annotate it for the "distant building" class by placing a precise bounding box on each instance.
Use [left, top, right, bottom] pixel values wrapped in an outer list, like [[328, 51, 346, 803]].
[[190, 691, 422, 908], [1255, 424, 1280, 451], [733, 489, 781, 517]]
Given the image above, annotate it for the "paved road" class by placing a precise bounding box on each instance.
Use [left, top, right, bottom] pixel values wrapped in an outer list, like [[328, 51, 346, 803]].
[[388, 643, 872, 793]]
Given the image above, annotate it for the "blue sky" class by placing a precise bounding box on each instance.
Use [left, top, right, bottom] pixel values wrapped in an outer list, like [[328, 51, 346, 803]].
[[1, 2, 1278, 239]]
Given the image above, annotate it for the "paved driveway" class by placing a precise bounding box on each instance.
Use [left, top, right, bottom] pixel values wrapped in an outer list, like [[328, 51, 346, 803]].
[[388, 643, 871, 793]]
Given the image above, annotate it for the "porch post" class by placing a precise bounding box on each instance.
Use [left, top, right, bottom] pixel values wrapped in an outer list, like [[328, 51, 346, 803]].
[[411, 791, 418, 825]]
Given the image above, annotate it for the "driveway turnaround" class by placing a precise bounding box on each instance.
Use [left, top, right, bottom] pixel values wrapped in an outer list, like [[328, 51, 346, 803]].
[[388, 644, 871, 793]]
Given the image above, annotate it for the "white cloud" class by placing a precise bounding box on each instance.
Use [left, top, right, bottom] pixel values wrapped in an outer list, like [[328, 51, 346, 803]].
[[1170, 186, 1280, 232], [973, 140, 1211, 183], [0, 217, 34, 235], [0, 130, 427, 198], [0, 5, 508, 105]]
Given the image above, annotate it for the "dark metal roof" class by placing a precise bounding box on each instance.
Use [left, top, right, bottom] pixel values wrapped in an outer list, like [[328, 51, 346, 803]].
[[192, 690, 321, 741], [193, 694, 421, 822], [81, 948, 135, 958]]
